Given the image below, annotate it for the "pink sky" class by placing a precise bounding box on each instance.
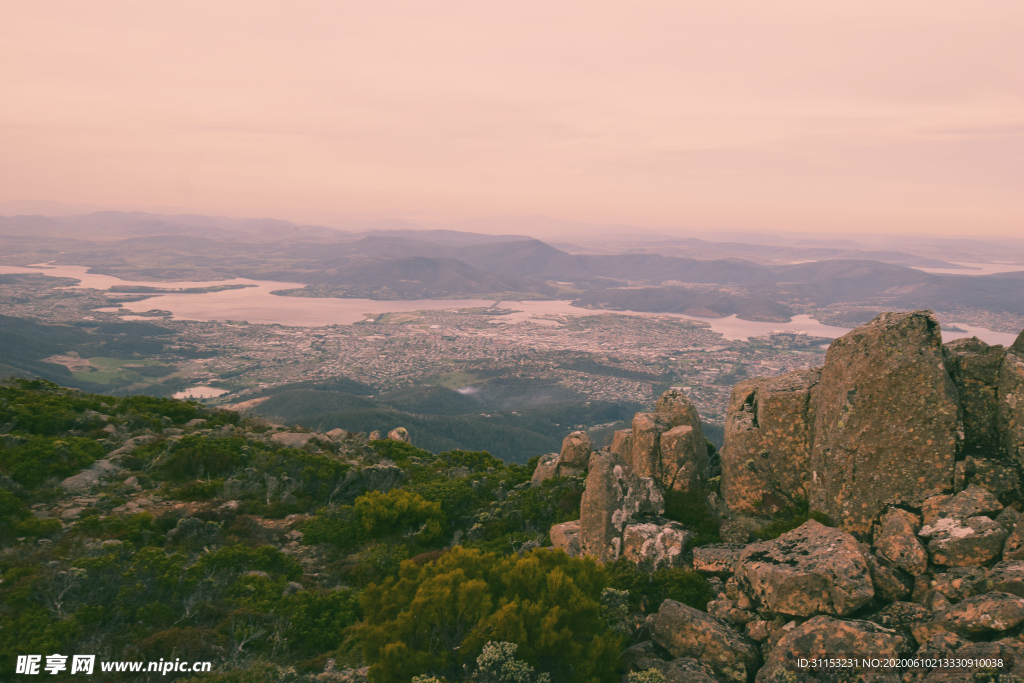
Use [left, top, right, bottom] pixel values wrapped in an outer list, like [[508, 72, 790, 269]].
[[2, 1, 1022, 236]]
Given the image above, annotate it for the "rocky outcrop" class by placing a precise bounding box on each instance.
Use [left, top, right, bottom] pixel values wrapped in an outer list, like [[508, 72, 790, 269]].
[[721, 369, 820, 513], [626, 390, 709, 493], [62, 459, 121, 492], [809, 311, 961, 534], [755, 616, 912, 683], [386, 427, 410, 443], [558, 431, 592, 476], [693, 544, 745, 575], [578, 450, 663, 563], [649, 599, 759, 683], [944, 338, 1004, 456], [999, 334, 1024, 467], [530, 453, 560, 487], [737, 520, 874, 618]]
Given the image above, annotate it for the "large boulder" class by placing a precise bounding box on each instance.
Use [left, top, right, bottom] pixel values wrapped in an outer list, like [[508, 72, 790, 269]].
[[934, 484, 1003, 520], [531, 453, 560, 487], [809, 311, 961, 534], [559, 431, 592, 470], [649, 599, 760, 683], [386, 427, 410, 443], [621, 520, 691, 570], [579, 450, 663, 563], [721, 369, 820, 514], [874, 508, 928, 576], [989, 560, 1024, 598], [918, 515, 1007, 567], [998, 333, 1024, 467], [61, 459, 121, 492], [755, 615, 912, 683], [658, 425, 707, 493], [628, 412, 673, 481], [737, 520, 874, 618], [693, 544, 746, 576], [929, 592, 1024, 637], [549, 520, 581, 557], [944, 337, 1005, 456]]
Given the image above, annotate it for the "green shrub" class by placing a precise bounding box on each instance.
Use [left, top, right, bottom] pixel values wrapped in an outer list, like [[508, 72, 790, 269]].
[[606, 559, 714, 613], [360, 547, 622, 683], [355, 489, 447, 546], [0, 436, 105, 488], [158, 436, 248, 481]]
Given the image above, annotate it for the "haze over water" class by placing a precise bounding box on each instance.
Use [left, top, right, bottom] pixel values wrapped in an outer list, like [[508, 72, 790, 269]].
[[2, 264, 1017, 346]]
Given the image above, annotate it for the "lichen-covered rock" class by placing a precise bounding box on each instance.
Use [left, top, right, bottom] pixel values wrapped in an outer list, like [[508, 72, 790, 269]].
[[957, 456, 1019, 504], [721, 369, 820, 514], [625, 656, 718, 683], [875, 508, 928, 576], [867, 601, 931, 640], [932, 592, 1024, 636], [621, 520, 691, 570], [655, 387, 705, 430], [919, 515, 1008, 566], [921, 494, 953, 525], [649, 599, 760, 683], [530, 453, 560, 487], [808, 311, 960, 534], [865, 551, 912, 602], [989, 560, 1024, 598], [707, 596, 757, 627], [944, 337, 1005, 456], [930, 566, 990, 603], [658, 425, 707, 493], [549, 520, 581, 557], [618, 641, 665, 673], [737, 520, 874, 617], [934, 484, 1003, 520], [755, 615, 911, 683], [609, 429, 632, 457], [629, 412, 673, 482], [693, 543, 746, 575], [61, 459, 121, 492], [386, 427, 410, 443], [559, 431, 592, 469], [997, 335, 1024, 466], [1003, 524, 1024, 560], [579, 450, 663, 563], [916, 638, 1024, 683]]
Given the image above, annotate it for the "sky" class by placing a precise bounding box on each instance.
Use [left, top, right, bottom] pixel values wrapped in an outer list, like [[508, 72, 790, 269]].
[[2, 1, 1023, 237]]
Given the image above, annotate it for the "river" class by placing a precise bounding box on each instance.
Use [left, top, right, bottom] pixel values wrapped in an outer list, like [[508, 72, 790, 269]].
[[0, 264, 1018, 346]]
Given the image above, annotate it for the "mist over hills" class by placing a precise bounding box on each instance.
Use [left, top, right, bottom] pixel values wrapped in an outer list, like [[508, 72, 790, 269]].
[[2, 210, 1024, 321]]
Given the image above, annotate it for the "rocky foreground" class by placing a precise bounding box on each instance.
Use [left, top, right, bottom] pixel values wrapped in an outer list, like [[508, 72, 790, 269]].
[[535, 312, 1024, 682]]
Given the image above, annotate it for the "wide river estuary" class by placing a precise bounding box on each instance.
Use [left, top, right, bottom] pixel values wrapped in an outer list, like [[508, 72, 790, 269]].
[[1, 264, 1019, 346]]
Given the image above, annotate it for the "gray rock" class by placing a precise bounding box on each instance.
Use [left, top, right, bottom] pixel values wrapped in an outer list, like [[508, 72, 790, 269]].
[[737, 520, 874, 617], [919, 515, 1008, 566], [756, 615, 911, 683], [692, 544, 746, 575], [997, 336, 1024, 467], [933, 592, 1024, 636], [935, 484, 1003, 520], [270, 432, 316, 448], [530, 453, 560, 487], [609, 429, 632, 458], [549, 520, 581, 557], [386, 427, 410, 443], [808, 311, 960, 534], [721, 369, 820, 514], [61, 459, 122, 492], [989, 560, 1024, 598], [559, 431, 592, 468], [649, 599, 759, 683], [621, 520, 691, 570], [875, 507, 928, 576], [282, 581, 304, 596], [931, 566, 990, 603], [579, 450, 663, 563], [944, 337, 1005, 457]]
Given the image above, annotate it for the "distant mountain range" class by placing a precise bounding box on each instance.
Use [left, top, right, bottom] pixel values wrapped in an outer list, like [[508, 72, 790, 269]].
[[2, 211, 1024, 321]]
